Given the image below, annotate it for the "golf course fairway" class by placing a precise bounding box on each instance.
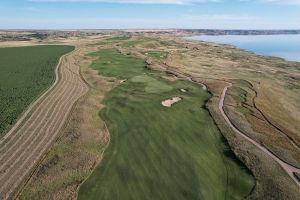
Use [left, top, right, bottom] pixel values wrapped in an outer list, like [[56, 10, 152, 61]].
[[78, 49, 255, 200]]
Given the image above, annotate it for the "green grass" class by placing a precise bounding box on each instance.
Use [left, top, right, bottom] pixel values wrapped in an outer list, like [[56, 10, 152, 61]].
[[0, 45, 74, 136], [106, 36, 131, 41], [145, 51, 167, 60], [120, 37, 160, 48], [78, 49, 254, 200], [227, 86, 247, 104], [232, 79, 253, 88], [88, 48, 147, 79]]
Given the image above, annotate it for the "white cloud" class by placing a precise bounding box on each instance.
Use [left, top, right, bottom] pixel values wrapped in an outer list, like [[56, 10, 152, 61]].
[[263, 0, 300, 4], [241, 0, 300, 5], [29, 0, 300, 5], [22, 7, 46, 12], [29, 0, 221, 4], [183, 14, 259, 21]]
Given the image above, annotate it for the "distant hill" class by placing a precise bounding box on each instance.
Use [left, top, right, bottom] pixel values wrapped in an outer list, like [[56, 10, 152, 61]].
[[181, 29, 300, 35]]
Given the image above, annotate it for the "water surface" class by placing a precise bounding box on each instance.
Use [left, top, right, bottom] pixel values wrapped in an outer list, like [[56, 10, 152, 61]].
[[189, 35, 300, 62]]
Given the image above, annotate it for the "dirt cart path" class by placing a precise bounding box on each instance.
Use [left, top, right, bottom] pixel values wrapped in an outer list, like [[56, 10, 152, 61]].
[[219, 82, 300, 187], [0, 47, 89, 199]]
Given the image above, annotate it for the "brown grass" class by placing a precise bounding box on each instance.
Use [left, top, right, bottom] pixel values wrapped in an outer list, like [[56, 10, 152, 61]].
[[18, 42, 114, 200]]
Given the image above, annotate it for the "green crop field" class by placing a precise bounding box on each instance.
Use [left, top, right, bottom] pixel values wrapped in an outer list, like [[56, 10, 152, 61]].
[[0, 45, 74, 136], [78, 49, 254, 200]]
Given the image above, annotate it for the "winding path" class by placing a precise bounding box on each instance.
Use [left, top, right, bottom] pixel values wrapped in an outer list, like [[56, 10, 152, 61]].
[[165, 67, 300, 187], [219, 82, 300, 187], [0, 47, 89, 199]]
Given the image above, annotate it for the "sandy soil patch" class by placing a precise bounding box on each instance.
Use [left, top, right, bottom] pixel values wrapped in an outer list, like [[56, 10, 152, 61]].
[[119, 79, 126, 84], [162, 75, 178, 82], [162, 96, 182, 107]]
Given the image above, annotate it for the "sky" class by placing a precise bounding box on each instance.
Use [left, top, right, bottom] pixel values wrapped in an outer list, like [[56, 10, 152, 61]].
[[0, 0, 300, 29]]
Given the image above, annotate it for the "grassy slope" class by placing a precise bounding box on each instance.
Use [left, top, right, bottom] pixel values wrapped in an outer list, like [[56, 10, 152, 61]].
[[0, 45, 74, 136], [145, 51, 167, 60], [120, 37, 160, 47], [106, 36, 131, 41], [78, 49, 254, 200]]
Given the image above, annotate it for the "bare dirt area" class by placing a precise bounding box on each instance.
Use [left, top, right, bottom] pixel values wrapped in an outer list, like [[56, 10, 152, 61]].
[[161, 96, 182, 107], [0, 43, 89, 199], [162, 75, 178, 82]]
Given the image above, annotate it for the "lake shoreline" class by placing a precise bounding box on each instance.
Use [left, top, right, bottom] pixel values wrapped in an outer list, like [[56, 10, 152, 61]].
[[186, 34, 300, 62]]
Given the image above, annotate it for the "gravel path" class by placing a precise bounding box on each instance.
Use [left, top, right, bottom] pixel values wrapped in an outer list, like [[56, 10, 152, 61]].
[[219, 82, 300, 187]]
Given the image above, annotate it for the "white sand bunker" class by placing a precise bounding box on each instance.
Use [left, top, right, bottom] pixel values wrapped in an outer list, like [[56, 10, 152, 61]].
[[119, 79, 126, 84], [180, 89, 187, 93], [162, 96, 182, 107]]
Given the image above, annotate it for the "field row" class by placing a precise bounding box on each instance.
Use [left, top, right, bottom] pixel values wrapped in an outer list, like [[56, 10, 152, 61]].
[[0, 46, 88, 199]]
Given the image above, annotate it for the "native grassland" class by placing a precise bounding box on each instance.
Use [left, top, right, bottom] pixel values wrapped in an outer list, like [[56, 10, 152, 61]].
[[223, 80, 300, 168], [145, 50, 167, 60], [119, 37, 160, 48], [106, 36, 131, 41], [148, 37, 300, 198], [165, 38, 300, 168], [166, 39, 300, 147], [0, 45, 74, 136], [78, 49, 254, 200]]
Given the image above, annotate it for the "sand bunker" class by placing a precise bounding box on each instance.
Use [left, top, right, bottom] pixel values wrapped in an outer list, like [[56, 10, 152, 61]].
[[162, 96, 182, 107], [180, 89, 187, 93], [162, 75, 178, 82]]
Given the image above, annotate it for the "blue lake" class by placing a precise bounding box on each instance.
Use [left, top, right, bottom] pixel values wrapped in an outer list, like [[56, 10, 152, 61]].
[[188, 35, 300, 62]]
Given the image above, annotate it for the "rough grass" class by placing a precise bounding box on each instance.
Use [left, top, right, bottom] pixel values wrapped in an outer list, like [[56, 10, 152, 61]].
[[88, 48, 147, 79], [145, 51, 167, 60], [120, 37, 160, 48], [106, 36, 131, 41], [225, 84, 300, 168], [0, 45, 74, 136], [78, 49, 254, 200]]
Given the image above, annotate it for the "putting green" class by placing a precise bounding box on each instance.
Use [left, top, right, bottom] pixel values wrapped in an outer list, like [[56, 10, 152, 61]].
[[78, 49, 254, 200]]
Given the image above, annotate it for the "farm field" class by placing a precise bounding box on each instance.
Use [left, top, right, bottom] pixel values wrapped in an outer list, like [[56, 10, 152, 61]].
[[0, 45, 74, 136], [0, 44, 88, 199], [78, 49, 254, 200]]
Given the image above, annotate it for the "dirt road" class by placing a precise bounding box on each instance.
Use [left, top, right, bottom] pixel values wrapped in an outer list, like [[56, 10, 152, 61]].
[[0, 47, 89, 199], [219, 82, 300, 187]]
